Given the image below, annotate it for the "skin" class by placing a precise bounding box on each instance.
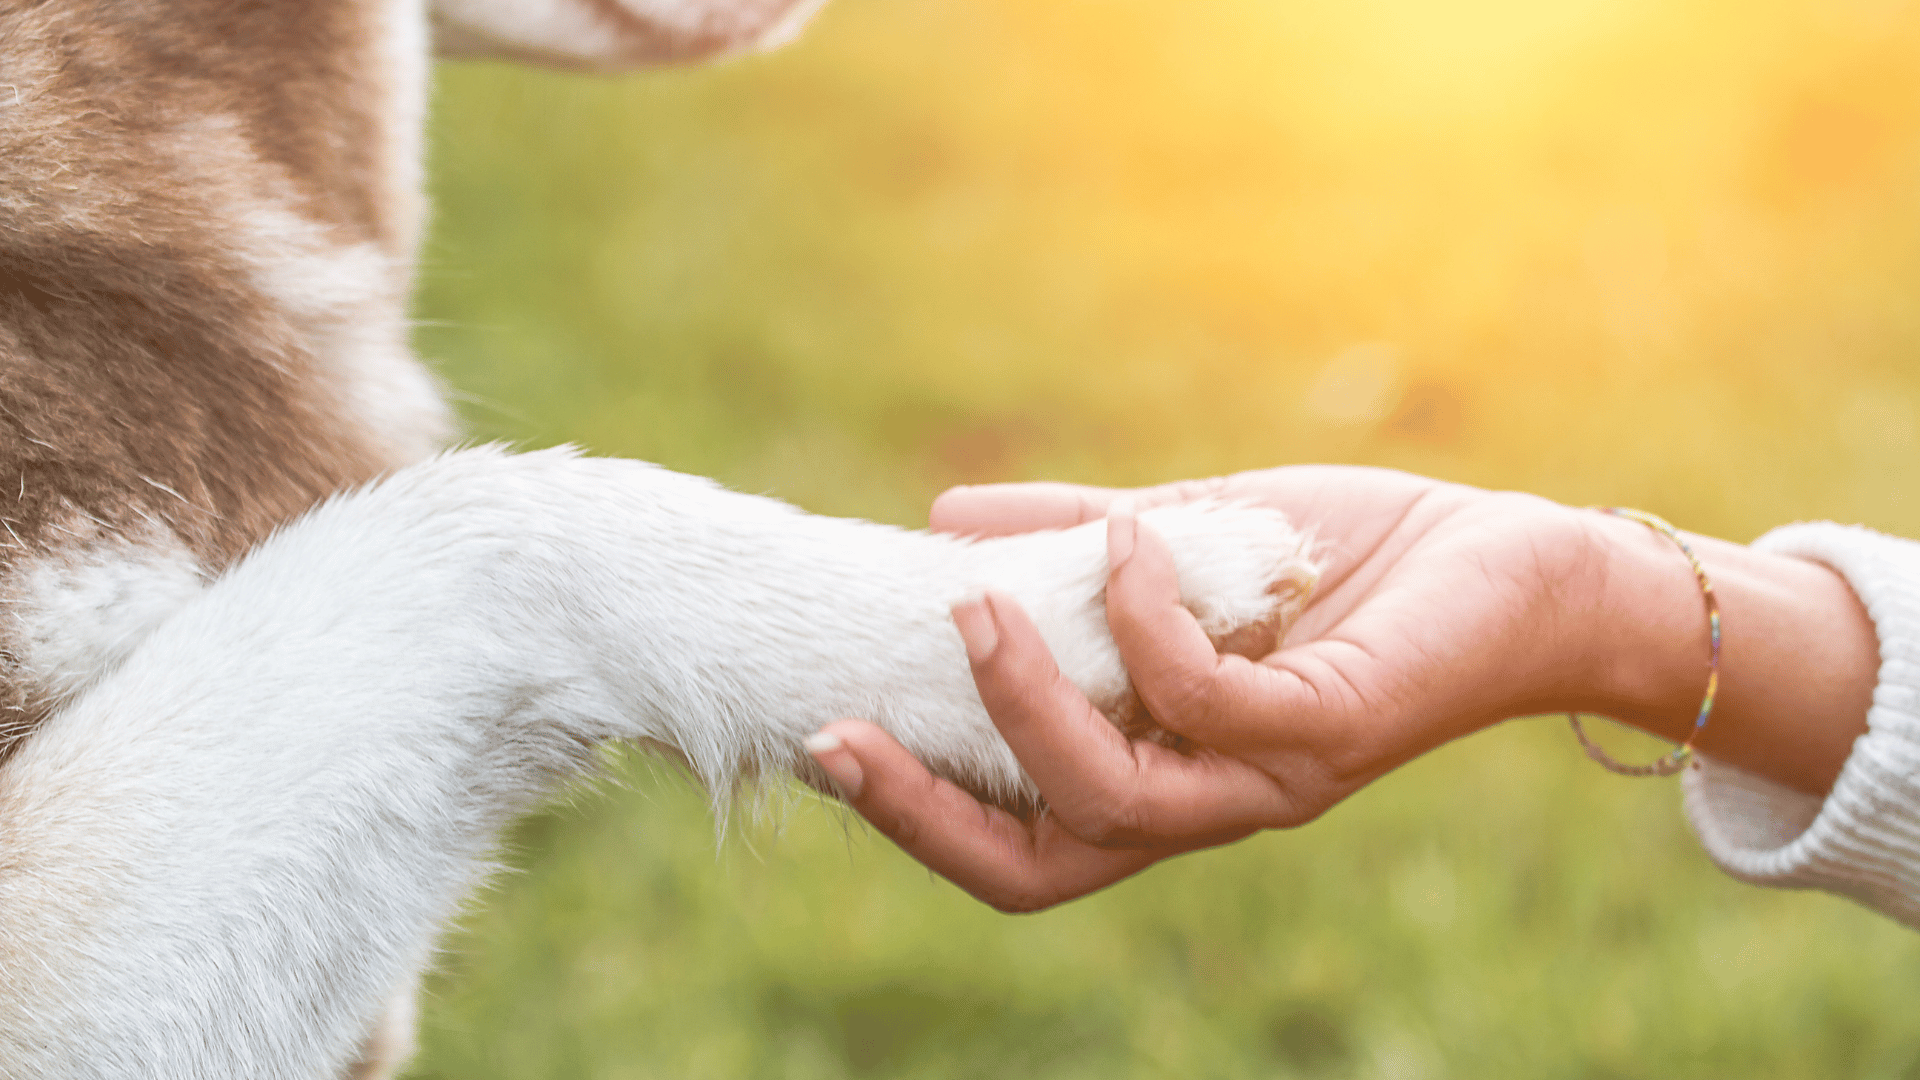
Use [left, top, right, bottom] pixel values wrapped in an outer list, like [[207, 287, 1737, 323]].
[[805, 467, 1880, 913]]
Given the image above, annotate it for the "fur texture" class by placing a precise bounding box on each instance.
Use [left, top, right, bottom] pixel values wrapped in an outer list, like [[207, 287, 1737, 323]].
[[0, 448, 1316, 1078], [0, 2, 1320, 1077]]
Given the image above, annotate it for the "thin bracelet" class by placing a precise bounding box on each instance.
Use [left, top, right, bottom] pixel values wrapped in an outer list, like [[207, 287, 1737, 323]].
[[1568, 507, 1721, 777]]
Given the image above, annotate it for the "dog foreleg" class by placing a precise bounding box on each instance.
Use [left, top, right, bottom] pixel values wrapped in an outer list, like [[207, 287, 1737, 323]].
[[0, 445, 1313, 1079]]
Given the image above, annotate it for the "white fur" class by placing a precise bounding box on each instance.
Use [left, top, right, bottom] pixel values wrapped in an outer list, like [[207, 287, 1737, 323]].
[[231, 206, 450, 469], [0, 447, 1314, 1078], [369, 0, 433, 264], [11, 526, 205, 710]]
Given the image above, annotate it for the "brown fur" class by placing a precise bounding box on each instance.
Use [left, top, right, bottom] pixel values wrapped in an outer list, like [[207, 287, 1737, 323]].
[[0, 0, 413, 758]]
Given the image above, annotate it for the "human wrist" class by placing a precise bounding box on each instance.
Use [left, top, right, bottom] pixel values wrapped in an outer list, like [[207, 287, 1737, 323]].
[[1567, 510, 1875, 793], [1567, 509, 1716, 741]]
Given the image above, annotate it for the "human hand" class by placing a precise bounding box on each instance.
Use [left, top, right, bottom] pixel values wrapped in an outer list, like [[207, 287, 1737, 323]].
[[807, 466, 1875, 911], [807, 468, 1632, 910]]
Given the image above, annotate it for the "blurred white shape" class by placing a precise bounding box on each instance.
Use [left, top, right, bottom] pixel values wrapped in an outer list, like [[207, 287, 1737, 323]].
[[1307, 342, 1402, 425]]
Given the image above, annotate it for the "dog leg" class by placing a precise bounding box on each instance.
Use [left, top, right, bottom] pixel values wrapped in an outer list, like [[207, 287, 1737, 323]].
[[0, 446, 1313, 1079]]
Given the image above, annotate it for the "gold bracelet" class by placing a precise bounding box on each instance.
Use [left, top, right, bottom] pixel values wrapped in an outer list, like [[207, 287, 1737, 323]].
[[1568, 507, 1720, 777]]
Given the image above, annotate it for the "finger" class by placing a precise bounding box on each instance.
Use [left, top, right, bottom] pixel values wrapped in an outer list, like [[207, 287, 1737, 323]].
[[928, 476, 1239, 537], [1105, 504, 1314, 748], [929, 483, 1122, 536], [805, 719, 1162, 911], [961, 591, 1295, 844]]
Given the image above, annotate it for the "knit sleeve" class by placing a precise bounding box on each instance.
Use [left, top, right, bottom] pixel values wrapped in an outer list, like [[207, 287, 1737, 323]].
[[1682, 522, 1920, 928]]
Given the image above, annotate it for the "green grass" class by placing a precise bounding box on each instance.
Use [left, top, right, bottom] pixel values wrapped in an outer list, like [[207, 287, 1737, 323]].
[[405, 2, 1920, 1076]]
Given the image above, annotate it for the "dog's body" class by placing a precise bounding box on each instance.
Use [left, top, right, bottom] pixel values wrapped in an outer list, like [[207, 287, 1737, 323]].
[[0, 3, 1316, 1077]]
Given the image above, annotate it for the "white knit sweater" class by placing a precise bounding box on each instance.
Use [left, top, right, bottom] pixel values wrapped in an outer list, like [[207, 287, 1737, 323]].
[[1684, 522, 1920, 927]]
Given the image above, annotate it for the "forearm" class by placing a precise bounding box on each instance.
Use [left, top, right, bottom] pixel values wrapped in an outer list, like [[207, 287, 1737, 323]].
[[1575, 510, 1876, 796], [833, 472, 1917, 918]]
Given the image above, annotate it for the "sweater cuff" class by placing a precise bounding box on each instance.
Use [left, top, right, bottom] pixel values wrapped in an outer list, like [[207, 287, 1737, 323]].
[[1682, 522, 1920, 928]]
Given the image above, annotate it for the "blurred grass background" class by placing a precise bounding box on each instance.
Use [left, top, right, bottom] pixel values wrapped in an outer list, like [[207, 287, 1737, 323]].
[[404, 1, 1920, 1076]]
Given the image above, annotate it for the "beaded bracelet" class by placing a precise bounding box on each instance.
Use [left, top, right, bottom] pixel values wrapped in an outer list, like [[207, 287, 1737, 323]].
[[1568, 507, 1721, 777]]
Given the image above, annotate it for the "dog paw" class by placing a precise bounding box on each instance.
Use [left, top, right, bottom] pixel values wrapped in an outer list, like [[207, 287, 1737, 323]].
[[963, 500, 1319, 741], [1141, 500, 1320, 653]]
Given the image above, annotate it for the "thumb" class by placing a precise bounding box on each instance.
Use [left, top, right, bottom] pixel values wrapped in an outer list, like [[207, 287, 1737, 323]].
[[930, 482, 1123, 537]]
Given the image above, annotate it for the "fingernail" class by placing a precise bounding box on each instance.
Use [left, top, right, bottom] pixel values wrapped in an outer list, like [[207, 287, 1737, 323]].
[[1107, 498, 1137, 569], [952, 597, 999, 662], [806, 728, 864, 798]]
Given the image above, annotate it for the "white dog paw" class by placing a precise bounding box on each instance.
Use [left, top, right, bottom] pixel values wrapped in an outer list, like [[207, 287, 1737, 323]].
[[963, 500, 1319, 743]]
